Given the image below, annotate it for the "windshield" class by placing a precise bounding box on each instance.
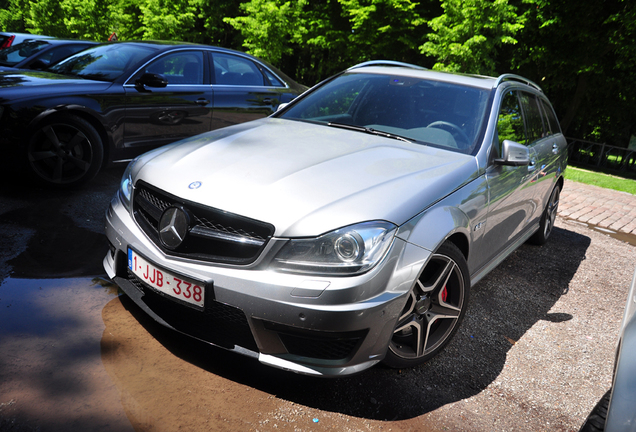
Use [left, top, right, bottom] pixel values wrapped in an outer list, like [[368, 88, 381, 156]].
[[278, 72, 491, 153], [48, 44, 157, 82], [0, 40, 50, 66]]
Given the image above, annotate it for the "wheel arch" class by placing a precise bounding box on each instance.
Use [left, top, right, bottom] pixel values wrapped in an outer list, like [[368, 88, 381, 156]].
[[28, 105, 112, 168], [397, 204, 471, 260]]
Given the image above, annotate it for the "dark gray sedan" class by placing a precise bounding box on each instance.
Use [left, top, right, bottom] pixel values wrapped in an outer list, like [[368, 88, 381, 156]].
[[0, 41, 306, 187]]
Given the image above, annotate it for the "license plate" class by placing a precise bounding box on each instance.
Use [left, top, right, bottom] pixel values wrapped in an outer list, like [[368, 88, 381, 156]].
[[128, 249, 205, 308]]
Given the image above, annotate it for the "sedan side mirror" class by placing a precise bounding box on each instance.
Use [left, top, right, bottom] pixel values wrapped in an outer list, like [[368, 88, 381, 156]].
[[494, 139, 530, 166], [135, 73, 168, 89]]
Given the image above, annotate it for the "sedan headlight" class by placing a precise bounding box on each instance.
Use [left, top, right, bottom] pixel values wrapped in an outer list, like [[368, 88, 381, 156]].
[[272, 221, 397, 276]]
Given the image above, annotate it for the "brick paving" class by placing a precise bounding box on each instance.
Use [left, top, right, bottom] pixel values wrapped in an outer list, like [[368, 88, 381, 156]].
[[559, 179, 636, 235]]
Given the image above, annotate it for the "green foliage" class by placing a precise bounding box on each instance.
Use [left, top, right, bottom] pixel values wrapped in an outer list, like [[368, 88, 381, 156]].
[[224, 0, 307, 64], [139, 0, 197, 41], [0, 0, 28, 32], [1, 0, 635, 152], [420, 0, 524, 75], [565, 167, 636, 195]]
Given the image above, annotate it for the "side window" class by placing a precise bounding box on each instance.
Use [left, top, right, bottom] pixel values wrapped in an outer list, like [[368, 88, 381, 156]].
[[35, 44, 87, 66], [262, 68, 284, 87], [540, 99, 561, 135], [212, 53, 265, 86], [497, 90, 526, 148], [519, 92, 545, 144], [140, 51, 204, 85]]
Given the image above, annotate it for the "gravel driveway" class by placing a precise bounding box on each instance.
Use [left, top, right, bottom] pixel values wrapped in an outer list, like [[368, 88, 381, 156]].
[[0, 167, 634, 431]]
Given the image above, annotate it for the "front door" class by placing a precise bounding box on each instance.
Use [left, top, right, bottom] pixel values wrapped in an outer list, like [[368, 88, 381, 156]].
[[123, 50, 213, 157]]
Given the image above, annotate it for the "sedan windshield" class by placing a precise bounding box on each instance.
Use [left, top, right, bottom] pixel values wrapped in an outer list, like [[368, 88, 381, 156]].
[[279, 72, 491, 153], [0, 40, 49, 66], [49, 44, 157, 82]]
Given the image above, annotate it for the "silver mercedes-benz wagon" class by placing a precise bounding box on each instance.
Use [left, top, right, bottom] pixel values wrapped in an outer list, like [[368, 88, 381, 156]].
[[103, 61, 568, 377]]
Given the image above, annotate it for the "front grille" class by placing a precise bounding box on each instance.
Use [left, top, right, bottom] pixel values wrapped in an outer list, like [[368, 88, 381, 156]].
[[264, 321, 367, 361], [133, 181, 275, 265], [127, 270, 258, 351]]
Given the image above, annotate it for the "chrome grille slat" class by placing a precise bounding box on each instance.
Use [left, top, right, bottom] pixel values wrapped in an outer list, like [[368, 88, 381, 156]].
[[132, 181, 274, 265]]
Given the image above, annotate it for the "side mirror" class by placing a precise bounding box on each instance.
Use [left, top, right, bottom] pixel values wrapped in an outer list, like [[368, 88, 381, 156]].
[[28, 59, 48, 70], [494, 139, 530, 166], [135, 73, 168, 89]]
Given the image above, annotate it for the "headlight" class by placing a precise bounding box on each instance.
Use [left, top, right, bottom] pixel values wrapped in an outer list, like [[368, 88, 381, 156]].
[[272, 221, 397, 275], [117, 143, 180, 210], [118, 160, 135, 210]]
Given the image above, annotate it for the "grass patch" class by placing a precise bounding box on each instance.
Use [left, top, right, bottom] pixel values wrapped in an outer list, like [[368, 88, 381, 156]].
[[565, 166, 636, 194]]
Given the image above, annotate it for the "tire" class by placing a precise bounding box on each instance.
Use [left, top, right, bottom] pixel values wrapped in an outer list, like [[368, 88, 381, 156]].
[[27, 115, 104, 188], [579, 388, 610, 432], [528, 184, 560, 245], [383, 241, 470, 369]]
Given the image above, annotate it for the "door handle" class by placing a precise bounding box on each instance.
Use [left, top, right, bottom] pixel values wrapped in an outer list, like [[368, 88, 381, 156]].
[[528, 159, 536, 172], [552, 143, 559, 155], [195, 99, 209, 106]]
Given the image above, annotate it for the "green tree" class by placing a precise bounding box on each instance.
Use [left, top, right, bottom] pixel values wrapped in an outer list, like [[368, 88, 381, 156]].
[[224, 0, 307, 64], [0, 0, 29, 32], [61, 0, 114, 40], [421, 0, 524, 75], [512, 0, 636, 145], [139, 0, 198, 41]]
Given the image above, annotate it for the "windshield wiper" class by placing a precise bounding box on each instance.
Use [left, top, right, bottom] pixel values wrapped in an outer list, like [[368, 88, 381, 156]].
[[327, 122, 413, 143]]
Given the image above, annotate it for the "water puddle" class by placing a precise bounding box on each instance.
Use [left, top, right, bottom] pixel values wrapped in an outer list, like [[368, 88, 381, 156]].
[[563, 217, 636, 246]]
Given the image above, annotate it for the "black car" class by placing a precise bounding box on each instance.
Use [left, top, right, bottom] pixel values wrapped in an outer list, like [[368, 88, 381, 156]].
[[0, 39, 98, 71], [0, 41, 307, 187]]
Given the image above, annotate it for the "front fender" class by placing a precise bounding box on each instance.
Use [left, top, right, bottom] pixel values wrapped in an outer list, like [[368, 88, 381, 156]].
[[396, 205, 471, 254]]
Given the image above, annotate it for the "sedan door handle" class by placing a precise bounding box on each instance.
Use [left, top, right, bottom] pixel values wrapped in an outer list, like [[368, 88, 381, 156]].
[[528, 159, 536, 172], [195, 99, 210, 106], [552, 143, 559, 155]]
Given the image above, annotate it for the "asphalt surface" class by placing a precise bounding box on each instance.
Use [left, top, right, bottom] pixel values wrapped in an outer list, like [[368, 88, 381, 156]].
[[0, 168, 634, 431]]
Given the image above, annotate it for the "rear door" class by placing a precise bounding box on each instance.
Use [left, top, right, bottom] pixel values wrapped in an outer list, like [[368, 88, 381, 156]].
[[209, 52, 288, 129], [526, 94, 567, 209]]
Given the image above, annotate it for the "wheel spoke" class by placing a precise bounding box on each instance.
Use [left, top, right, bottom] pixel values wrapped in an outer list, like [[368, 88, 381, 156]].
[[28, 150, 57, 162], [42, 125, 61, 149], [67, 154, 91, 172], [67, 130, 87, 151], [420, 257, 454, 292]]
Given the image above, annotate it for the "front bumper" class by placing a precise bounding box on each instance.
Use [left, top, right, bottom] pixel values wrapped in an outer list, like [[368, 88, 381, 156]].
[[103, 193, 431, 377]]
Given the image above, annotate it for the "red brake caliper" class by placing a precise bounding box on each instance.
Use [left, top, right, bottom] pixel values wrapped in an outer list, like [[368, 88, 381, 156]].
[[441, 285, 448, 303]]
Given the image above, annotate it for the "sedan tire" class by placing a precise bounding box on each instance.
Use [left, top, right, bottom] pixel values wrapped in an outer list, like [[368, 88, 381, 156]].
[[27, 115, 104, 188], [384, 241, 470, 368]]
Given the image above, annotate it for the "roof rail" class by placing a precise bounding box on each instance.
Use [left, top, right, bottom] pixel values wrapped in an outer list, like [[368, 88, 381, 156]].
[[495, 74, 542, 92], [347, 60, 427, 71]]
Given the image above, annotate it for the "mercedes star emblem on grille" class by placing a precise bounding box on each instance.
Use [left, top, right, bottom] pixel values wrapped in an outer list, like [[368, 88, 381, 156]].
[[158, 206, 190, 249]]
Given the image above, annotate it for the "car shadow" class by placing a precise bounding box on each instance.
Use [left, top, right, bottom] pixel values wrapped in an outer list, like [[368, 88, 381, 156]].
[[107, 224, 590, 421]]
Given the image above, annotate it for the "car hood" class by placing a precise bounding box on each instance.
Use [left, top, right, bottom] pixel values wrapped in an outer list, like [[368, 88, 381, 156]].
[[0, 70, 112, 96], [137, 119, 480, 237]]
